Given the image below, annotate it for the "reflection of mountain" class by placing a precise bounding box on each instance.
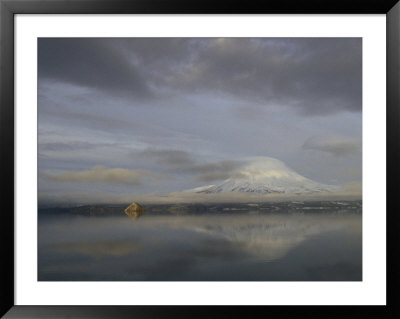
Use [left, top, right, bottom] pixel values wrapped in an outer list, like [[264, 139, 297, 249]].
[[188, 220, 322, 262], [186, 157, 338, 195]]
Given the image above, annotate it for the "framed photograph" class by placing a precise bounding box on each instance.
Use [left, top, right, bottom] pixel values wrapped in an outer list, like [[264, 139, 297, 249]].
[[1, 0, 399, 318]]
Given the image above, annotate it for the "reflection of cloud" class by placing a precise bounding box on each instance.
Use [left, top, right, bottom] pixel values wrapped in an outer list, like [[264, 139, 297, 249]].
[[54, 240, 141, 259], [189, 239, 248, 261], [43, 165, 163, 185], [303, 136, 361, 157]]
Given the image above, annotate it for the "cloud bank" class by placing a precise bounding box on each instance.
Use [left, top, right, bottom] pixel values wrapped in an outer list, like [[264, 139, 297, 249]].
[[131, 148, 242, 182], [44, 165, 162, 185], [303, 136, 361, 157]]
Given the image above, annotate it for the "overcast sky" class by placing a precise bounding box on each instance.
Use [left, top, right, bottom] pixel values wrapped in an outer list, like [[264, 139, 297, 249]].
[[38, 38, 362, 205]]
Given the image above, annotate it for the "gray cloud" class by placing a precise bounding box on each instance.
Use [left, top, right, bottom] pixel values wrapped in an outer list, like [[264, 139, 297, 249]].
[[195, 172, 233, 182], [183, 160, 240, 174], [179, 38, 361, 115], [38, 38, 151, 98], [186, 161, 242, 182], [303, 136, 361, 157], [39, 38, 361, 116], [43, 165, 162, 185], [133, 148, 196, 166], [39, 141, 111, 152], [132, 148, 242, 182]]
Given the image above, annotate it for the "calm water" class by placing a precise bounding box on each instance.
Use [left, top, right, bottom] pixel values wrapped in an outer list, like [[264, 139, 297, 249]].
[[38, 207, 362, 281]]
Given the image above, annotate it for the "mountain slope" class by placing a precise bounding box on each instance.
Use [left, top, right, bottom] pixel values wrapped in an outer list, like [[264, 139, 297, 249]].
[[186, 157, 338, 195]]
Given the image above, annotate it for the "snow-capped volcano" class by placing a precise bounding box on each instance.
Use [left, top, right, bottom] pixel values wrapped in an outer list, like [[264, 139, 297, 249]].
[[186, 157, 338, 195]]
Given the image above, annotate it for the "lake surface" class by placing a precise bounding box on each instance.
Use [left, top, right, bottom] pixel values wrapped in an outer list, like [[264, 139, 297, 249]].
[[38, 203, 362, 281]]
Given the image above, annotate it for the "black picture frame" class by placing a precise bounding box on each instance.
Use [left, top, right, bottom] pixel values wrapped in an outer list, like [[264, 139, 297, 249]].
[[1, 0, 399, 318]]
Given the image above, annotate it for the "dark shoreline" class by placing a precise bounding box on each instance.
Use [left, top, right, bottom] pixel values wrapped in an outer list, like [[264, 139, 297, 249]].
[[38, 200, 362, 216]]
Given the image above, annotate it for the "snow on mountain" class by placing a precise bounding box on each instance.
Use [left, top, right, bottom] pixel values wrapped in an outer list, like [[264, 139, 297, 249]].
[[185, 157, 339, 195]]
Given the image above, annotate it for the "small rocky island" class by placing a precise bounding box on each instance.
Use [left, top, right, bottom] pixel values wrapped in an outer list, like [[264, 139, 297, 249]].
[[124, 202, 146, 219]]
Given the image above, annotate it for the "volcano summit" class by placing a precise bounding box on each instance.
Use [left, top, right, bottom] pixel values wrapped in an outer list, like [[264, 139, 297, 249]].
[[186, 157, 339, 195]]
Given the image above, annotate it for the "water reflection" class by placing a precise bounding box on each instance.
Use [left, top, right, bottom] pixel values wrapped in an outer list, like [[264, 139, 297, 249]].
[[55, 240, 142, 259], [38, 210, 361, 281], [124, 210, 145, 219]]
